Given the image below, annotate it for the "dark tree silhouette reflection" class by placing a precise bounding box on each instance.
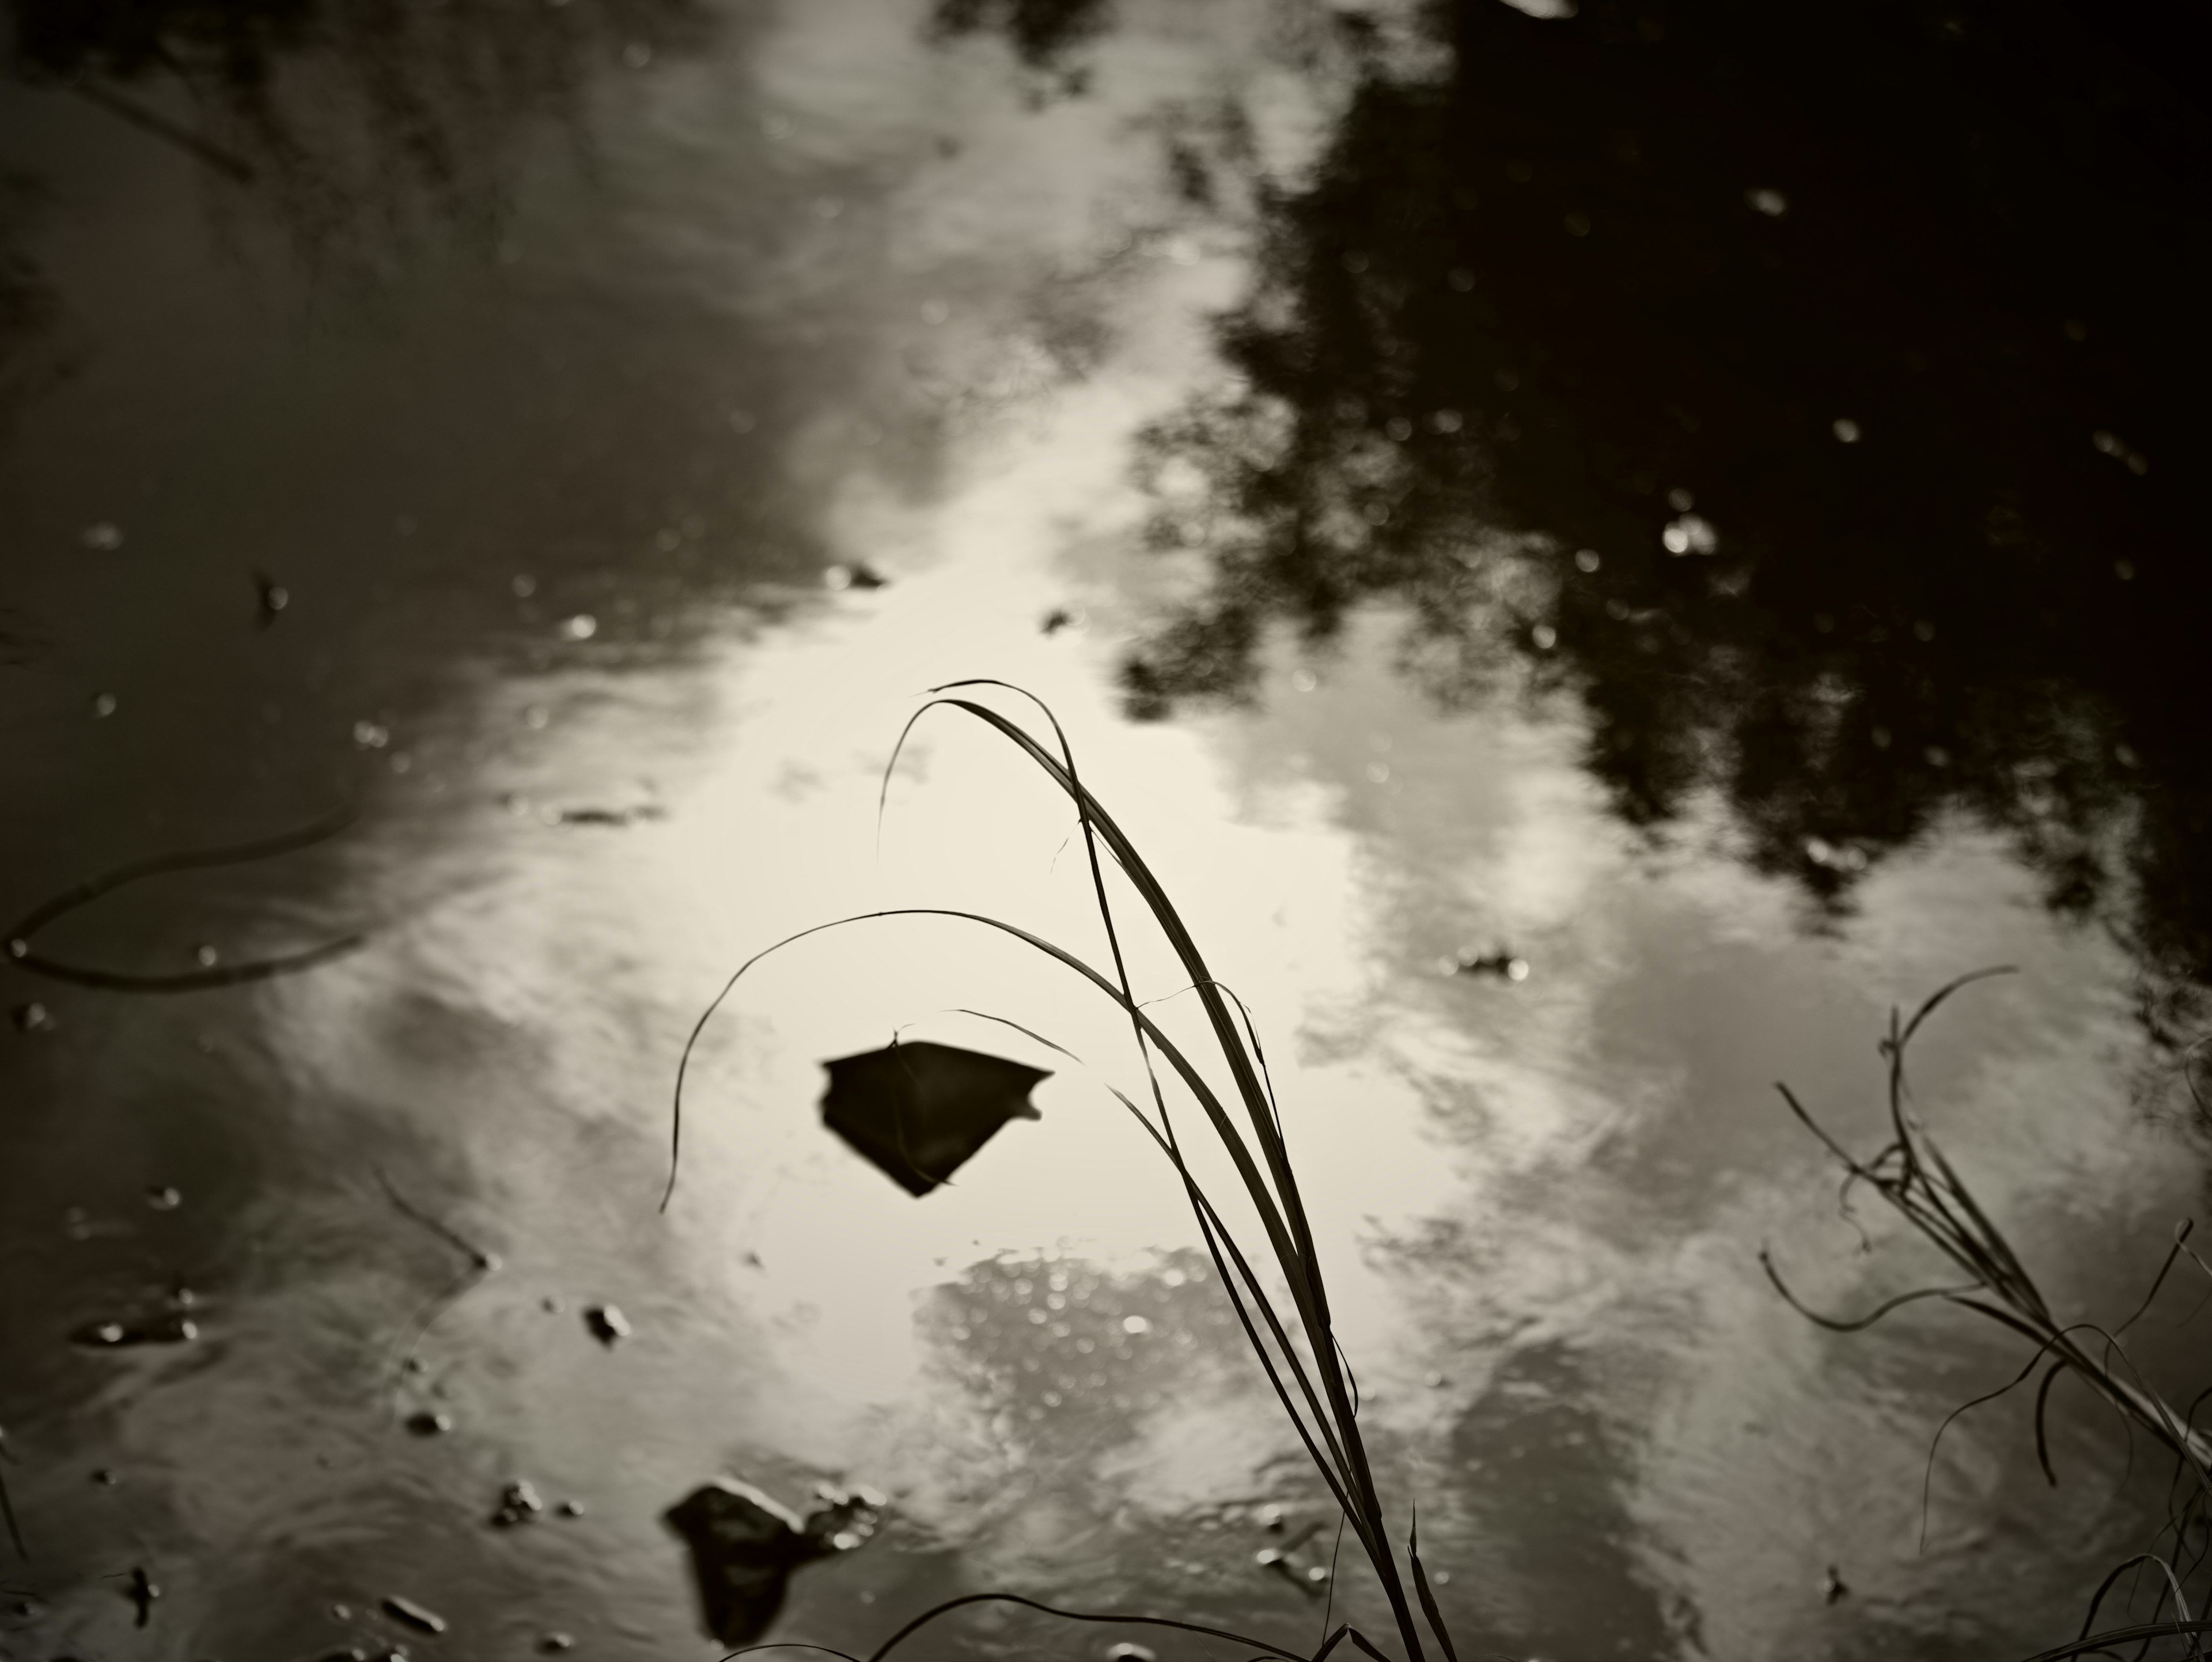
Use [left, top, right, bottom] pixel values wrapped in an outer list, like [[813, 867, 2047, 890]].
[[5, 0, 713, 264], [1093, 1, 2208, 1013]]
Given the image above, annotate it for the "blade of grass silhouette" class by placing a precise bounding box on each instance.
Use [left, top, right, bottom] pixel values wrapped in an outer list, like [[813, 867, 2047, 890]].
[[687, 686, 1443, 1653], [892, 686, 1433, 1653], [2076, 1555, 2202, 1660], [1408, 1506, 1460, 1662], [952, 1002, 1362, 1500], [2016, 1622, 2212, 1661], [5, 809, 362, 993], [855, 1591, 1305, 1661], [725, 1646, 865, 1662]]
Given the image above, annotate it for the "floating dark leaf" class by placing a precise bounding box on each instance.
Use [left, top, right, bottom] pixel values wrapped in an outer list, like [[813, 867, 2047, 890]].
[[819, 1040, 1047, 1197]]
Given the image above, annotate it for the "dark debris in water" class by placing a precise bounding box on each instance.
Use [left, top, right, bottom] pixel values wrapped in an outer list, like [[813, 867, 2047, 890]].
[[662, 1478, 882, 1645], [403, 1410, 453, 1437], [126, 1563, 158, 1627], [820, 1040, 1047, 1197], [552, 804, 665, 827], [582, 1304, 630, 1346], [71, 1313, 199, 1347]]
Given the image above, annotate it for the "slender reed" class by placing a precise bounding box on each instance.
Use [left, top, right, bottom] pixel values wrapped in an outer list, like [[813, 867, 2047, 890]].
[[1767, 971, 2212, 1659], [671, 683, 1453, 1660]]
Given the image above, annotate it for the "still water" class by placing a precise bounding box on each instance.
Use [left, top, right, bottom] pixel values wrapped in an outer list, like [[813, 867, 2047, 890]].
[[2, 2, 2206, 1658]]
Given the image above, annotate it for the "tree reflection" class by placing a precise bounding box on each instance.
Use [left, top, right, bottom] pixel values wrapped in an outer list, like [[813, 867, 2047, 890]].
[[1100, 1, 2207, 1011], [5, 0, 712, 264]]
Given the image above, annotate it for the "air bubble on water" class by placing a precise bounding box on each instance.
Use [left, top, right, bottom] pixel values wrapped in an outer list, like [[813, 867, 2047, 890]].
[[622, 40, 653, 69], [512, 574, 537, 598], [1925, 745, 1951, 768], [1661, 514, 1718, 556], [195, 945, 219, 968], [1291, 669, 1318, 692], [1385, 416, 1413, 441], [1366, 762, 1391, 785], [1574, 548, 1601, 572], [1433, 409, 1463, 433], [1667, 487, 1695, 512], [2115, 743, 2139, 768], [1532, 623, 1558, 649], [1448, 267, 1475, 293], [1122, 1315, 1151, 1335], [82, 523, 124, 550], [1832, 418, 1862, 443], [92, 693, 118, 718], [2115, 560, 2135, 581], [921, 299, 950, 325], [1563, 211, 1591, 237], [559, 614, 598, 641], [1747, 187, 1788, 217], [1506, 958, 1529, 982], [353, 720, 391, 749]]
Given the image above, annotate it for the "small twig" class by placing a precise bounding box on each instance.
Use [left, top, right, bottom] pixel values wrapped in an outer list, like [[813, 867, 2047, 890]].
[[374, 1168, 499, 1407], [4, 809, 362, 994]]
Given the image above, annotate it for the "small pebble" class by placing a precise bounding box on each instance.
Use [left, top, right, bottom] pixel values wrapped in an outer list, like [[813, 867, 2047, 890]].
[[12, 1001, 56, 1033], [147, 1186, 182, 1210], [538, 1637, 574, 1655], [583, 1304, 630, 1346], [404, 1411, 453, 1437], [1105, 1646, 1157, 1662], [555, 1499, 585, 1518], [92, 1467, 118, 1485], [491, 1479, 546, 1527]]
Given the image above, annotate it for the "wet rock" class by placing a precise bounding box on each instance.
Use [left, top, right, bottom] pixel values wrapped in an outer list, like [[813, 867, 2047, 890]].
[[381, 1594, 446, 1635], [12, 1000, 56, 1033], [1822, 1564, 1849, 1604], [146, 1186, 182, 1210], [662, 1478, 883, 1645], [404, 1410, 453, 1437], [91, 1468, 118, 1485], [537, 1636, 574, 1654], [71, 1313, 199, 1347], [490, 1479, 545, 1527], [583, 1304, 630, 1346], [1105, 1646, 1157, 1662], [555, 1499, 585, 1518]]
